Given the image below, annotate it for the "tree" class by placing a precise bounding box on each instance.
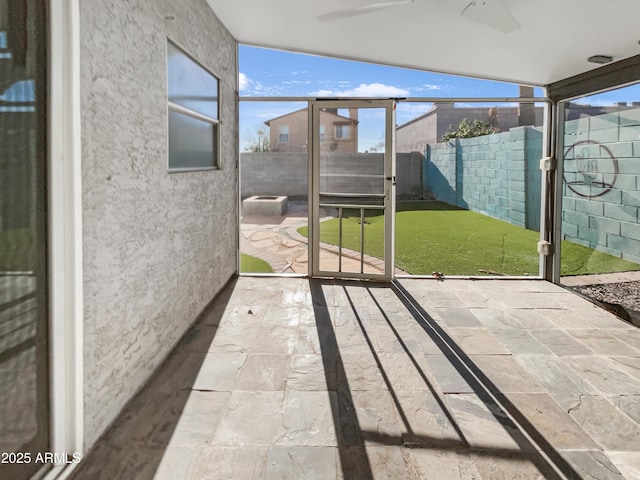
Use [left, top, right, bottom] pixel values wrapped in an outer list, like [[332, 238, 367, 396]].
[[244, 126, 270, 152], [441, 118, 498, 142]]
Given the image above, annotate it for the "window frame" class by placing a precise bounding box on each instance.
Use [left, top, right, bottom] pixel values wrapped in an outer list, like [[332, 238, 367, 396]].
[[335, 124, 350, 140], [166, 39, 221, 173], [278, 125, 289, 143]]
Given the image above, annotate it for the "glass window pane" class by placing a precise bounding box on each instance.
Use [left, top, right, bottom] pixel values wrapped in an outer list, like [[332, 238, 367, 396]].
[[239, 101, 309, 274], [395, 101, 544, 276], [168, 110, 216, 169], [318, 106, 386, 275], [279, 125, 289, 143], [168, 41, 218, 119], [336, 125, 351, 139], [0, 1, 51, 478], [560, 85, 640, 313]]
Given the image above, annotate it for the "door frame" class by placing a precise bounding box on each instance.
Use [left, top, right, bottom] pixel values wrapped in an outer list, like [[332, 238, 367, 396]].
[[309, 99, 396, 281], [46, 0, 84, 478]]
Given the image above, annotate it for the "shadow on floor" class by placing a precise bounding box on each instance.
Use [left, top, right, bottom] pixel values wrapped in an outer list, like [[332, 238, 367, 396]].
[[309, 279, 579, 480], [389, 281, 580, 479], [70, 276, 620, 479], [68, 278, 237, 479]]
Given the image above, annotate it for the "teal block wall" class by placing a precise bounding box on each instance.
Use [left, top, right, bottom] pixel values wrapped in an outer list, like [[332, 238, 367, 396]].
[[424, 107, 640, 265], [622, 221, 640, 240], [424, 126, 542, 230], [561, 107, 640, 263]]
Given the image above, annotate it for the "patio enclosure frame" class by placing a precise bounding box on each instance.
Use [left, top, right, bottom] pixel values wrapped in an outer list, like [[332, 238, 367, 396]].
[[547, 59, 640, 283], [239, 95, 552, 281]]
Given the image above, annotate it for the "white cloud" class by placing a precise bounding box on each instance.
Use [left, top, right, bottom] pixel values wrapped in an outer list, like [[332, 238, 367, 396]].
[[310, 82, 410, 98], [239, 72, 249, 92], [239, 73, 286, 96], [313, 89, 335, 96], [283, 80, 312, 85], [571, 98, 618, 107], [411, 84, 444, 94]]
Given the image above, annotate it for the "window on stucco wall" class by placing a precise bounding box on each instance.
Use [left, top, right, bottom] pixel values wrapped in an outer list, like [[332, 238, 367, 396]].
[[167, 40, 220, 171], [335, 124, 350, 139], [279, 125, 289, 143]]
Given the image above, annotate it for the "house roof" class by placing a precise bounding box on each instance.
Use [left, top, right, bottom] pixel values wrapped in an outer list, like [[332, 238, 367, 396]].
[[207, 0, 640, 88], [264, 107, 359, 125]]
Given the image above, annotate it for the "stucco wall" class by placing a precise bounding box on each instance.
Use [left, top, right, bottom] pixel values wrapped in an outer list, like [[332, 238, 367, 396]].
[[396, 113, 437, 153], [80, 0, 238, 449], [268, 109, 309, 152]]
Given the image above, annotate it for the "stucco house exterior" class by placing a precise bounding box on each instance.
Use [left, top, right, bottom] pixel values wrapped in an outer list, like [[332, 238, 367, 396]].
[[396, 102, 544, 153], [265, 107, 359, 152]]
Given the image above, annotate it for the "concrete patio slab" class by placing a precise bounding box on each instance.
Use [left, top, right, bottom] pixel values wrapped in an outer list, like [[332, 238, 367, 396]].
[[70, 277, 640, 479]]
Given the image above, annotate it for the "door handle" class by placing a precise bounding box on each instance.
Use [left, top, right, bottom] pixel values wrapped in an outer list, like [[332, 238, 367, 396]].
[[385, 176, 396, 186]]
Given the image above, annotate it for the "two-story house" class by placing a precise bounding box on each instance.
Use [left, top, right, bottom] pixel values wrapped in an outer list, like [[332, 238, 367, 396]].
[[265, 107, 359, 152]]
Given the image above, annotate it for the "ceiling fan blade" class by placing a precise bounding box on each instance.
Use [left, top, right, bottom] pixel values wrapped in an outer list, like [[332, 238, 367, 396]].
[[461, 0, 520, 33], [318, 0, 414, 22]]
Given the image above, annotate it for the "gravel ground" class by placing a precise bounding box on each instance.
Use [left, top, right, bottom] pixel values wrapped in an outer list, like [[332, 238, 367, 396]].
[[575, 281, 640, 311], [573, 281, 640, 326]]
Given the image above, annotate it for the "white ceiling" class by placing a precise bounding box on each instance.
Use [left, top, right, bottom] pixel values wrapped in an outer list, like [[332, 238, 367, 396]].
[[206, 0, 640, 87]]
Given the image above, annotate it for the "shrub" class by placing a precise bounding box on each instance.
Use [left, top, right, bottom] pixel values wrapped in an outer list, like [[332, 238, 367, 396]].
[[441, 118, 498, 142]]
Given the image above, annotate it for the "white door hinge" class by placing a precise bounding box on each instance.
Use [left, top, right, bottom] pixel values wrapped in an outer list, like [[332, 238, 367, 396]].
[[537, 240, 553, 256], [539, 156, 557, 171]]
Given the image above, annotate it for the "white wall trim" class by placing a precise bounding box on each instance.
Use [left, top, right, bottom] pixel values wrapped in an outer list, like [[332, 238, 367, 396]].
[[46, 0, 83, 477]]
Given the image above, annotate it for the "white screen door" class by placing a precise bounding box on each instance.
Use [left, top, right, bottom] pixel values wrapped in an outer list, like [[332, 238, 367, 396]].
[[310, 100, 396, 280]]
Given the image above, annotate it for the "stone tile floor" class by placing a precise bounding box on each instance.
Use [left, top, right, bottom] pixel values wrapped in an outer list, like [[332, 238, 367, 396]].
[[70, 277, 640, 479]]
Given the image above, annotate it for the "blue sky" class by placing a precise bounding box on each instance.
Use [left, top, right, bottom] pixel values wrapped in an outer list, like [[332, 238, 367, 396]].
[[238, 45, 526, 151], [238, 45, 640, 151], [239, 45, 539, 99]]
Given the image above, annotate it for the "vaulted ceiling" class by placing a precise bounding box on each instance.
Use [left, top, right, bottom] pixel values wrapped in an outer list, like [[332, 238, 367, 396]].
[[207, 0, 640, 87]]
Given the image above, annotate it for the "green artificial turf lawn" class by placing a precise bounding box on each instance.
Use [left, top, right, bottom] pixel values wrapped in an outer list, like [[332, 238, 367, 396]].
[[240, 253, 274, 273], [299, 201, 640, 276]]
